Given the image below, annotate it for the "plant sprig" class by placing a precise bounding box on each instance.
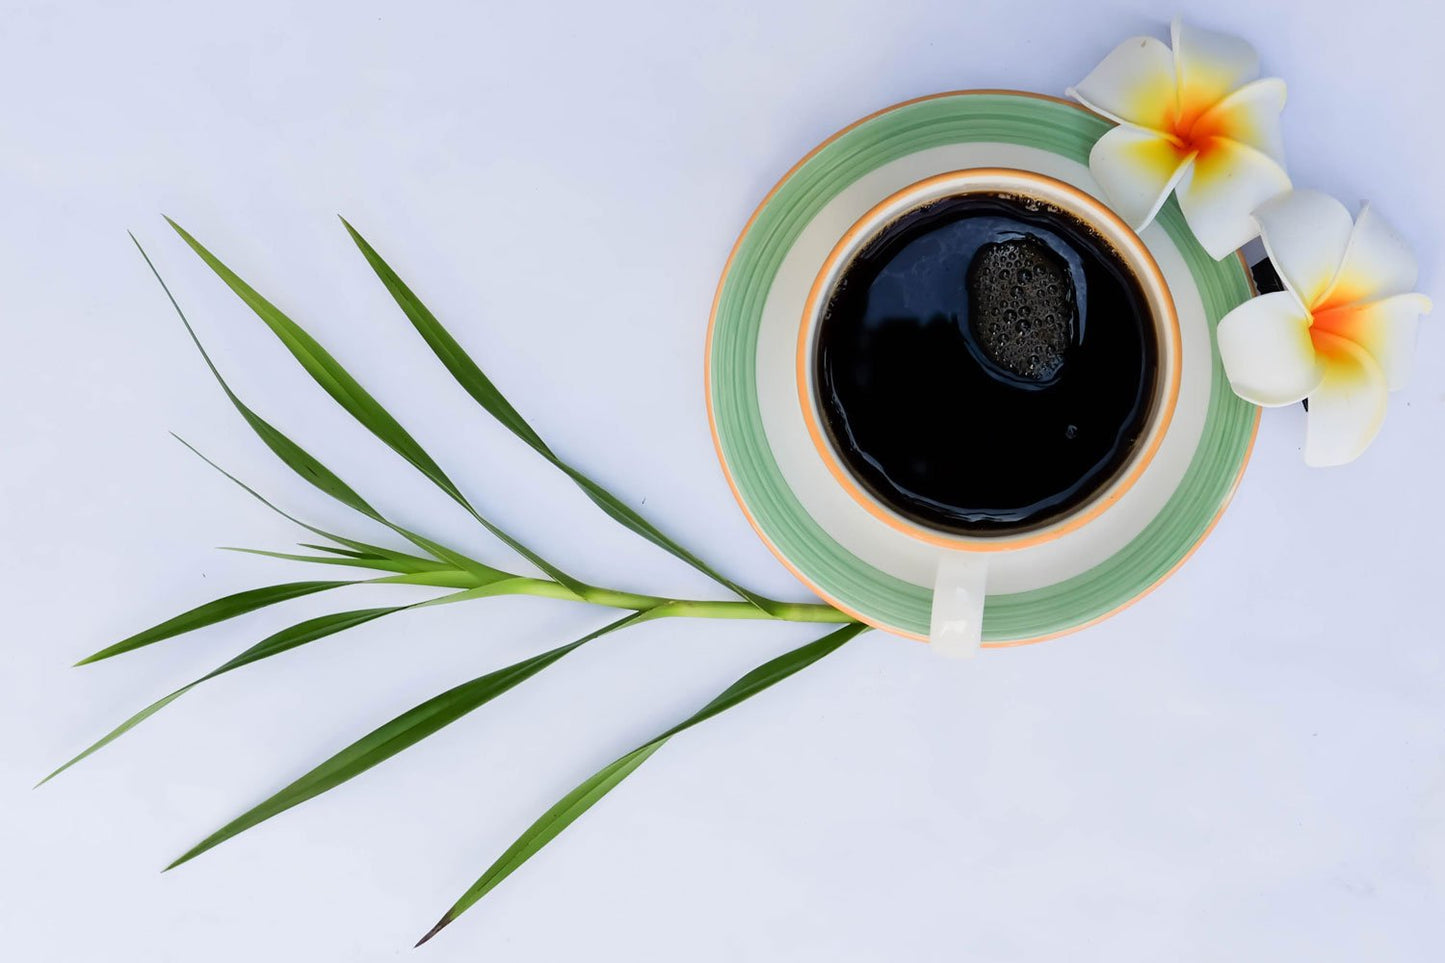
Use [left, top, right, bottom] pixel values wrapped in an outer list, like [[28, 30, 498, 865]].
[[47, 219, 864, 945]]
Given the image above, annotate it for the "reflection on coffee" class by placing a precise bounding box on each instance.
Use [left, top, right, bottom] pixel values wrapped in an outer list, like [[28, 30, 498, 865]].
[[814, 192, 1158, 535]]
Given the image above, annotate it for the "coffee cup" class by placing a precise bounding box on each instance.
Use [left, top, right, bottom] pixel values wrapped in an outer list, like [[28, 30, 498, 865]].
[[795, 169, 1181, 654]]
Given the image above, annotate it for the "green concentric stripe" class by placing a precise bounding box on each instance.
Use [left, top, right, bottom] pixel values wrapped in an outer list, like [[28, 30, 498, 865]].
[[709, 92, 1255, 641]]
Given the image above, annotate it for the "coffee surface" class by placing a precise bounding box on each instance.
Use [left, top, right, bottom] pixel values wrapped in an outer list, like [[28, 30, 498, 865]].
[[814, 192, 1158, 535]]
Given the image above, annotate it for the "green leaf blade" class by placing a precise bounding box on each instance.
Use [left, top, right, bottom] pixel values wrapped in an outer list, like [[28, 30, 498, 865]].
[[221, 547, 452, 576], [299, 544, 387, 561], [341, 217, 550, 456], [150, 281, 506, 581], [165, 219, 461, 504], [340, 219, 777, 614], [171, 434, 506, 587], [203, 606, 401, 679], [414, 741, 664, 946], [44, 606, 411, 785], [131, 235, 384, 527], [75, 581, 352, 666], [37, 687, 194, 786], [231, 402, 382, 521], [419, 620, 867, 943], [162, 222, 588, 597], [167, 613, 645, 869]]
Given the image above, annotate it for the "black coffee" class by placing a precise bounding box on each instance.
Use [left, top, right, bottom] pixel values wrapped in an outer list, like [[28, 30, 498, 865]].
[[814, 192, 1158, 535]]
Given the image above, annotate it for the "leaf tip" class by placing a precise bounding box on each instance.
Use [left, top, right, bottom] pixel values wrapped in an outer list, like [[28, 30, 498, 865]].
[[414, 916, 451, 947], [164, 216, 199, 247], [339, 216, 365, 246], [35, 756, 73, 786]]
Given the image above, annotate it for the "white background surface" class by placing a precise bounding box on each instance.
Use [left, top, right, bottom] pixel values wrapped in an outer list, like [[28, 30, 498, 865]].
[[3, 0, 1443, 959]]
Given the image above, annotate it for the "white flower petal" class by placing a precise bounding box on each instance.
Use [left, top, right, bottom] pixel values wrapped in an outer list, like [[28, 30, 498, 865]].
[[1321, 203, 1421, 307], [1304, 331, 1390, 467], [1175, 136, 1291, 259], [1313, 292, 1433, 390], [1216, 290, 1322, 406], [1193, 77, 1287, 166], [1254, 189, 1355, 309], [1172, 17, 1261, 121], [1067, 35, 1178, 131], [1087, 124, 1194, 230]]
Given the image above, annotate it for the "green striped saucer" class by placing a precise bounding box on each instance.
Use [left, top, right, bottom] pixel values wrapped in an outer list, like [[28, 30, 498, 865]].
[[706, 91, 1258, 645]]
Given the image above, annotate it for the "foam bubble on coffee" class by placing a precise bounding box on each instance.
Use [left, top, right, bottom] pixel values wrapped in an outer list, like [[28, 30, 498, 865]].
[[966, 236, 1075, 383]]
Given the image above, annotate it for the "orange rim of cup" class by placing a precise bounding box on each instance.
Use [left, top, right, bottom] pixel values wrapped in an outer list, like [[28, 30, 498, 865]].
[[794, 167, 1184, 552]]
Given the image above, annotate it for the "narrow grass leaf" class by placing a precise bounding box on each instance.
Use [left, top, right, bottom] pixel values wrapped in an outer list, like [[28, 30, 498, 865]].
[[134, 233, 381, 522], [167, 612, 646, 869], [75, 581, 353, 666], [220, 547, 452, 576], [418, 621, 867, 944], [372, 571, 490, 589], [340, 219, 547, 452], [162, 221, 589, 596], [41, 606, 406, 785], [133, 232, 507, 585], [298, 544, 388, 561], [340, 219, 777, 615], [200, 606, 402, 677], [37, 688, 193, 787], [171, 435, 498, 585], [167, 435, 390, 558], [299, 542, 458, 569]]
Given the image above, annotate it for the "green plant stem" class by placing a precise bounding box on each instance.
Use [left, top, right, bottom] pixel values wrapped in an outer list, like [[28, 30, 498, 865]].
[[412, 571, 851, 622], [499, 579, 851, 622]]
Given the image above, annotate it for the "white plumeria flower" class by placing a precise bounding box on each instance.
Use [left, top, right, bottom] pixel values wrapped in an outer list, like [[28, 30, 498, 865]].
[[1216, 190, 1432, 466], [1067, 18, 1290, 259]]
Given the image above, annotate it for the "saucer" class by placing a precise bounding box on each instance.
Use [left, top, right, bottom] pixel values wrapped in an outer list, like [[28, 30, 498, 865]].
[[706, 91, 1259, 645]]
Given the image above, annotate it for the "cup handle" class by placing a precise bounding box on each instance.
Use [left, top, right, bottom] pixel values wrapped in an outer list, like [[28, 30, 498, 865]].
[[929, 554, 989, 658]]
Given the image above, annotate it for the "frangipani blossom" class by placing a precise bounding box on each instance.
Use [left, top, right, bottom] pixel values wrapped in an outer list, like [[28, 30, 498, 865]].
[[1216, 190, 1432, 466], [1067, 18, 1290, 259]]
